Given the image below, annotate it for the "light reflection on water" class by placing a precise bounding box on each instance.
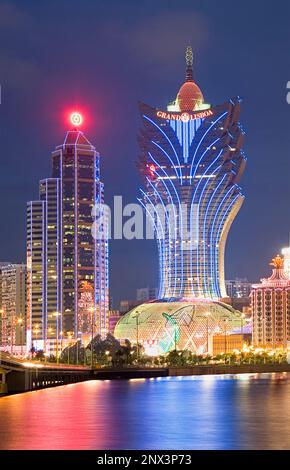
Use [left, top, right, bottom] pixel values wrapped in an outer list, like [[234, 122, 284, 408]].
[[0, 373, 290, 450]]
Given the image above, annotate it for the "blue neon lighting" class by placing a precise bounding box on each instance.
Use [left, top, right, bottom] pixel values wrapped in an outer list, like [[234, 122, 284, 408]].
[[143, 115, 183, 183]]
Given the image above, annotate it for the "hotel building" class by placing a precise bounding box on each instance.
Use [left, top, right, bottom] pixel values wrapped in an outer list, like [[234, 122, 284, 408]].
[[138, 46, 246, 300], [115, 47, 245, 355], [282, 246, 290, 279], [27, 119, 109, 351], [251, 255, 290, 349]]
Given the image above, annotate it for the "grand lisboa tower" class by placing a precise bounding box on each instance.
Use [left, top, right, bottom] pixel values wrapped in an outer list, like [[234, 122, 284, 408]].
[[115, 47, 245, 355]]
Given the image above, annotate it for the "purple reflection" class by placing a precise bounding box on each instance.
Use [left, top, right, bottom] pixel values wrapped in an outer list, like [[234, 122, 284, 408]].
[[0, 374, 290, 450]]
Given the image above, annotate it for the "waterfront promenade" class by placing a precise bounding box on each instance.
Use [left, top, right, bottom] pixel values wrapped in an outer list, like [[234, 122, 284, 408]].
[[2, 352, 290, 395]]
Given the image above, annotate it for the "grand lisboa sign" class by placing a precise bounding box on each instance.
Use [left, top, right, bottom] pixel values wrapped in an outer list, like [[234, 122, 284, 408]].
[[156, 109, 214, 122]]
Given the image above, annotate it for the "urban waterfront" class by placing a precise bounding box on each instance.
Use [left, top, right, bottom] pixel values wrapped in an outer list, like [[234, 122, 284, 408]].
[[1, 0, 290, 455], [1, 373, 290, 450]]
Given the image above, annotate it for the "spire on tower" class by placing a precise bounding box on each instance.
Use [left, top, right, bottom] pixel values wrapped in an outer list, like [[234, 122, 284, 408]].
[[185, 46, 194, 82], [270, 255, 284, 270]]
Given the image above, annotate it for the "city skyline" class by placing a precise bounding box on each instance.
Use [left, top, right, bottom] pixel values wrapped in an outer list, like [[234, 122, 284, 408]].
[[0, 1, 290, 306], [2, 1, 290, 455]]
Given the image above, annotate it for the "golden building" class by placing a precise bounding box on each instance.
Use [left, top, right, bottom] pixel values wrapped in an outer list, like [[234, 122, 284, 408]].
[[251, 255, 290, 349]]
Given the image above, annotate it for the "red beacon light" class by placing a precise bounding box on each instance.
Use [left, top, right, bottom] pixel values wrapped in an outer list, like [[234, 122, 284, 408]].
[[70, 112, 83, 128]]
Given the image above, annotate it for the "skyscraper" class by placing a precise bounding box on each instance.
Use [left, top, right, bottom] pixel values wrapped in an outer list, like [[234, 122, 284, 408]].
[[27, 114, 109, 352], [138, 46, 246, 300], [115, 48, 244, 355]]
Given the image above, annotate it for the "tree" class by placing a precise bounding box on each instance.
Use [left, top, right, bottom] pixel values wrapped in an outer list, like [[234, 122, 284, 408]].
[[35, 349, 45, 360]]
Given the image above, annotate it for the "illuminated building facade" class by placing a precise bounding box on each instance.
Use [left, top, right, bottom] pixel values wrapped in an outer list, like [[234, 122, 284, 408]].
[[0, 264, 26, 351], [282, 247, 290, 279], [251, 255, 290, 349], [0, 262, 11, 345], [138, 46, 246, 300], [115, 48, 245, 353], [27, 116, 109, 350], [115, 299, 241, 355]]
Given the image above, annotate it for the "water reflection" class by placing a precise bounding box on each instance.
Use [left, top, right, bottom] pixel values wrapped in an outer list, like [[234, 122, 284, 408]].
[[0, 373, 290, 450]]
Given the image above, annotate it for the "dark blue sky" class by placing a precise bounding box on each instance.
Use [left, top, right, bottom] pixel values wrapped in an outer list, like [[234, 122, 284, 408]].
[[0, 0, 290, 306]]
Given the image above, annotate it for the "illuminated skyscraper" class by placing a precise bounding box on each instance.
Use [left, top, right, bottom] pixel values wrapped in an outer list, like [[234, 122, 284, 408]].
[[138, 47, 246, 300], [27, 114, 109, 351], [115, 47, 245, 354]]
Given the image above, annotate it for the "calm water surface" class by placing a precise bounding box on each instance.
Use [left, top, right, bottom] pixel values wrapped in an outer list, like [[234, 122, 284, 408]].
[[1, 373, 290, 450]]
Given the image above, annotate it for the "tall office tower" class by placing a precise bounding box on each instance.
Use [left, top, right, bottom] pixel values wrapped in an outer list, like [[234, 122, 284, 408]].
[[138, 47, 246, 300], [252, 255, 290, 349], [0, 264, 26, 351], [27, 114, 109, 351]]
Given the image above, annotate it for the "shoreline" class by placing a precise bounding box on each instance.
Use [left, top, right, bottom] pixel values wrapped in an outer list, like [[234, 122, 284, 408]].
[[93, 363, 290, 380], [2, 363, 290, 396]]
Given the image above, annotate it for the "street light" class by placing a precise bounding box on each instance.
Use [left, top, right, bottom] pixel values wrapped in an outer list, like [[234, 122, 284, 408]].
[[89, 306, 95, 369], [32, 324, 40, 357], [59, 331, 63, 363], [75, 332, 83, 366], [135, 311, 140, 363], [67, 332, 73, 365], [53, 312, 61, 364], [17, 317, 24, 356], [47, 327, 54, 360], [222, 317, 229, 359]]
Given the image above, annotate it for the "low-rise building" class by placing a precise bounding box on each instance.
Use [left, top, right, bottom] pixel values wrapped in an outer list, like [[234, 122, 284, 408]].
[[212, 333, 251, 356], [0, 264, 26, 352], [251, 255, 290, 349], [119, 299, 141, 315], [107, 311, 122, 335]]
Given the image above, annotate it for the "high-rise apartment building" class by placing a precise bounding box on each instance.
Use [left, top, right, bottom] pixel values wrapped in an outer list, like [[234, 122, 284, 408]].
[[27, 116, 109, 351], [0, 262, 11, 345], [0, 264, 26, 351], [226, 278, 252, 298], [136, 287, 158, 303]]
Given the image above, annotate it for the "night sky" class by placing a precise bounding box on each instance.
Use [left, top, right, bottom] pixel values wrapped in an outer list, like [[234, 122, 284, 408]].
[[0, 0, 290, 307]]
